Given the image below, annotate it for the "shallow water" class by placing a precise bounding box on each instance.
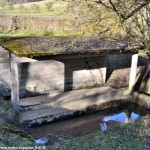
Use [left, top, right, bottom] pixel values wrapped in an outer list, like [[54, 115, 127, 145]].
[[28, 102, 149, 145]]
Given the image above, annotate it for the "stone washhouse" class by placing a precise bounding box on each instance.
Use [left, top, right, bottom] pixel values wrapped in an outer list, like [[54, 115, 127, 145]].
[[0, 37, 148, 126]]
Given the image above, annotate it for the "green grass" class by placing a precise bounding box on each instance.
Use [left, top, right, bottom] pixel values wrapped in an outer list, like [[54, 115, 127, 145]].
[[0, 96, 150, 149], [0, 95, 4, 100], [0, 0, 72, 18], [48, 116, 150, 150], [0, 29, 73, 37], [0, 97, 35, 147], [1, 11, 72, 18], [139, 50, 148, 57]]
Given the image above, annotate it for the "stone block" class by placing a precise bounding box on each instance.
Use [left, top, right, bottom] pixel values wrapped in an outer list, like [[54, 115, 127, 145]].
[[133, 92, 150, 109]]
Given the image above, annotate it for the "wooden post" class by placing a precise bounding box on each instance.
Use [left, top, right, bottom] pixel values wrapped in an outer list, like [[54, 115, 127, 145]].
[[10, 53, 20, 113], [129, 54, 138, 92]]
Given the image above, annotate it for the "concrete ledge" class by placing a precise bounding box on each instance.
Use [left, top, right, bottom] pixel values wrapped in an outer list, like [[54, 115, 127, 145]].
[[133, 92, 150, 109], [19, 87, 131, 126]]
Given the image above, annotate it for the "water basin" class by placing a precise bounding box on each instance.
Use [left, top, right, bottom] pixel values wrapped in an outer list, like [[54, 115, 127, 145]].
[[27, 102, 150, 145]]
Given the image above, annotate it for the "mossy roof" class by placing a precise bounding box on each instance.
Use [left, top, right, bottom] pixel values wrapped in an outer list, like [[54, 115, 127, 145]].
[[0, 37, 141, 58]]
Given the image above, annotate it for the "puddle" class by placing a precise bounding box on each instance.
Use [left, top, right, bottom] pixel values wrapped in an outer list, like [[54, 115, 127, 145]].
[[27, 102, 149, 145], [35, 137, 49, 144], [100, 112, 141, 131]]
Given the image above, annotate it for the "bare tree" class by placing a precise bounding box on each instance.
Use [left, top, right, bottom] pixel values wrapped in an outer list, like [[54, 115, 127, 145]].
[[66, 0, 150, 54], [95, 0, 150, 54]]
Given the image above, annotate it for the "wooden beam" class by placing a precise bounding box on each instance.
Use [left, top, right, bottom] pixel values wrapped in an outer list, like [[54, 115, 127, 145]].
[[129, 54, 138, 92], [10, 53, 20, 113]]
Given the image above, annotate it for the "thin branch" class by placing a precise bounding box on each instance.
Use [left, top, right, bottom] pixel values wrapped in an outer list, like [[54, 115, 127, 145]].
[[96, 0, 150, 22], [124, 0, 150, 21], [108, 0, 124, 18], [95, 0, 112, 10]]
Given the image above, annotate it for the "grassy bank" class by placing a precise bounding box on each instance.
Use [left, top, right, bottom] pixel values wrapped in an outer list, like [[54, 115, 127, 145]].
[[0, 96, 34, 147], [0, 29, 72, 37], [0, 95, 149, 149], [0, 0, 71, 18], [49, 116, 150, 150], [0, 14, 75, 34]]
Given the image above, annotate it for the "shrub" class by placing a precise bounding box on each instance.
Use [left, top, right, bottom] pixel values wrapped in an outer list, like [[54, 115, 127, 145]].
[[18, 4, 28, 13], [45, 2, 53, 12], [0, 1, 5, 12], [7, 2, 14, 11], [30, 3, 41, 13]]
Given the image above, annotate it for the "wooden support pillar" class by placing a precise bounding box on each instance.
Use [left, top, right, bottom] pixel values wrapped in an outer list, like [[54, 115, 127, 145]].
[[129, 54, 138, 92], [9, 53, 20, 113]]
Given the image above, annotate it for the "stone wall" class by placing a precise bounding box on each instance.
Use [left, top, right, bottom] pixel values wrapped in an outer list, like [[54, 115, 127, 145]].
[[106, 54, 132, 89], [13, 0, 42, 4], [1, 47, 149, 98], [3, 0, 40, 4], [136, 59, 150, 95], [17, 56, 106, 98], [0, 47, 10, 96], [106, 55, 149, 92]]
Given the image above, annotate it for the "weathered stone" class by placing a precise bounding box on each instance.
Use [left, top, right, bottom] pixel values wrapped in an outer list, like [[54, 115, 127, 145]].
[[20, 87, 131, 125], [138, 64, 150, 95], [133, 92, 150, 109], [0, 47, 11, 96]]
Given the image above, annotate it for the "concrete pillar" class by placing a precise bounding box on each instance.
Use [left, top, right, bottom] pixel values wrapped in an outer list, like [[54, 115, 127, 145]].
[[102, 56, 107, 84], [125, 111, 131, 123], [10, 53, 20, 113], [102, 67, 107, 84], [129, 54, 138, 92]]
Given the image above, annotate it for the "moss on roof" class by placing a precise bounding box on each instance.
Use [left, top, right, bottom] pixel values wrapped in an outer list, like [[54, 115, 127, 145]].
[[0, 37, 141, 58]]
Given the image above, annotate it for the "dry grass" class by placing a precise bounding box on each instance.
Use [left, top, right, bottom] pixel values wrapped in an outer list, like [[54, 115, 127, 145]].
[[0, 14, 74, 33], [14, 0, 64, 9], [0, 0, 69, 17]]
